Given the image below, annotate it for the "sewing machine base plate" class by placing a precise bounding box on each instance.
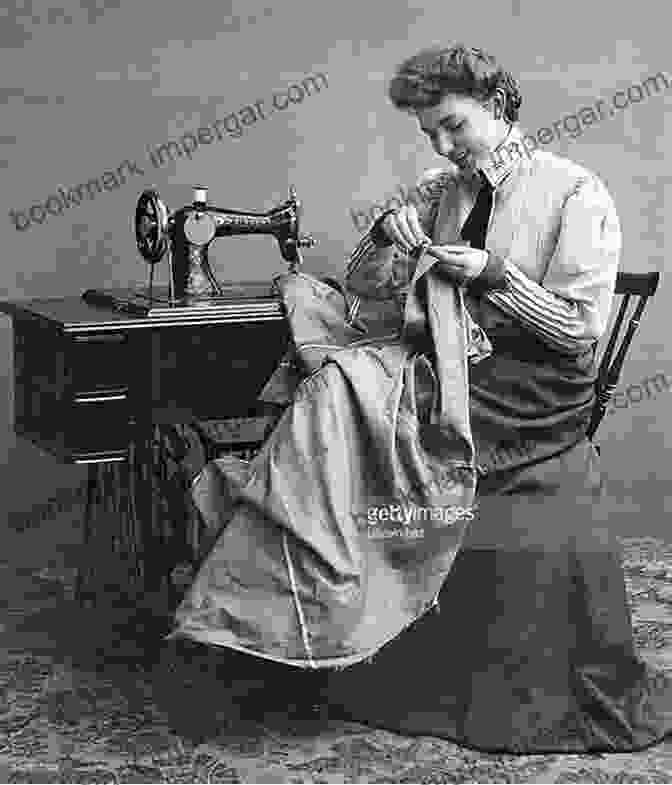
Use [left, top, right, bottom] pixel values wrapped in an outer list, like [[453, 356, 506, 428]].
[[83, 282, 282, 319]]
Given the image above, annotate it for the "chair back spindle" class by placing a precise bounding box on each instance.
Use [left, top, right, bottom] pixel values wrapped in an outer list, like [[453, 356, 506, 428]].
[[587, 271, 660, 440]]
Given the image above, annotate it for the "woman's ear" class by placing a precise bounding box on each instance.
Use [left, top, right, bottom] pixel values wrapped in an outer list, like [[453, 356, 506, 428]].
[[492, 88, 506, 120]]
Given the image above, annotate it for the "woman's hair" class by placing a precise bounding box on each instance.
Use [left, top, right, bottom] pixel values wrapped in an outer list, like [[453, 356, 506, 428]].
[[388, 44, 522, 123]]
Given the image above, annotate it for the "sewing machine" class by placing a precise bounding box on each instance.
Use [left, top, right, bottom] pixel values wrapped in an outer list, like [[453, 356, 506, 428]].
[[80, 185, 316, 316], [1, 185, 319, 602], [149, 184, 316, 296]]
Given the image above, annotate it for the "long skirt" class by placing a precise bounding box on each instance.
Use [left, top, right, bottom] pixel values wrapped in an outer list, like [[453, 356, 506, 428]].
[[321, 438, 672, 753]]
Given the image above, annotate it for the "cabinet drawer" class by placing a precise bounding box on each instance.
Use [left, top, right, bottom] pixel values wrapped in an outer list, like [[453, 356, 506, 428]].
[[67, 392, 131, 455], [152, 321, 289, 418], [68, 331, 130, 391]]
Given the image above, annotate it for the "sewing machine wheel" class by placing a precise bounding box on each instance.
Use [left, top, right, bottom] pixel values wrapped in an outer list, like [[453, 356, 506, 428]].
[[135, 189, 169, 264]]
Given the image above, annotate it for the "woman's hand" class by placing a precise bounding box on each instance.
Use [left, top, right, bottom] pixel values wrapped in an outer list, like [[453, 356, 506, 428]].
[[380, 206, 488, 284], [381, 205, 431, 253], [425, 244, 489, 285]]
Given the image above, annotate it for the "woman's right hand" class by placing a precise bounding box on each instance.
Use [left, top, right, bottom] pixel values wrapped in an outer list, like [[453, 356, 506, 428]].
[[381, 205, 432, 255]]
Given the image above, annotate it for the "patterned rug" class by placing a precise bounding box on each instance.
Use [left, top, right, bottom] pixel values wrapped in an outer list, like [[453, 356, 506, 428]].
[[1, 536, 672, 783]]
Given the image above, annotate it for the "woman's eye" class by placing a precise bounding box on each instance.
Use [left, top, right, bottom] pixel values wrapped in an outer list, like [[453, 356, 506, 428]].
[[424, 120, 463, 139]]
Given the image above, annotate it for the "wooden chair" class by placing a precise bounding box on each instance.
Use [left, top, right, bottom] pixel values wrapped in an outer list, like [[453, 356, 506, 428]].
[[587, 270, 660, 441]]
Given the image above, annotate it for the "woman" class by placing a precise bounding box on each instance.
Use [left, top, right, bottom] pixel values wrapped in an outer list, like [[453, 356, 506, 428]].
[[170, 44, 672, 752], [320, 44, 672, 752]]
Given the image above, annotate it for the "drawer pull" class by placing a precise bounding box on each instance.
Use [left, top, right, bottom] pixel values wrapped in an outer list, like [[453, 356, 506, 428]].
[[73, 332, 127, 344], [74, 453, 128, 464], [74, 391, 128, 404]]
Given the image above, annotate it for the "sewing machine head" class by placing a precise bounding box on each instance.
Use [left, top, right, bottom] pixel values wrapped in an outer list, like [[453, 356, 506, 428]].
[[134, 185, 316, 301]]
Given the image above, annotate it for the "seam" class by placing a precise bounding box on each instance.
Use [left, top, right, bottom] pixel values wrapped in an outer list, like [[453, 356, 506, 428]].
[[281, 530, 316, 669]]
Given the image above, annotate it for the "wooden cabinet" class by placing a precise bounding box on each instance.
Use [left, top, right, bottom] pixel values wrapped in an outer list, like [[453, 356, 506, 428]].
[[1, 290, 289, 464]]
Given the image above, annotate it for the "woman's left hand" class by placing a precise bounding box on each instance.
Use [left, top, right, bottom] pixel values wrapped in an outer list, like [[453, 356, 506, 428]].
[[425, 244, 489, 285]]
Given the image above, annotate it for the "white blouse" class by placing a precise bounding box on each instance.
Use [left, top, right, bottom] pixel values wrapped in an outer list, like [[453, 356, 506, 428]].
[[345, 125, 622, 356]]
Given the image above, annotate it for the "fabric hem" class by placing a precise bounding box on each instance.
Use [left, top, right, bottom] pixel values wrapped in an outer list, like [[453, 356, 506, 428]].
[[324, 709, 672, 756]]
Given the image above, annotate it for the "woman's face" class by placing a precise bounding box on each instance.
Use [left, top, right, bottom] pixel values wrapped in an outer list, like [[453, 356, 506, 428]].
[[415, 92, 508, 172]]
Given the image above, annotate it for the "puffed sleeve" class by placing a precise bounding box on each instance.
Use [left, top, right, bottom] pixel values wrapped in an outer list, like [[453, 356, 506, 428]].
[[485, 175, 621, 354]]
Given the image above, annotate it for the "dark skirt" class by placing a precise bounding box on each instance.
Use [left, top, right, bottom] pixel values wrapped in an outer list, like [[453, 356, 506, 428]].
[[321, 438, 672, 753]]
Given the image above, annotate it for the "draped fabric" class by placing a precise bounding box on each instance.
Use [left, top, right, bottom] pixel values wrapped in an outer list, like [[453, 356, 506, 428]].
[[170, 264, 492, 667]]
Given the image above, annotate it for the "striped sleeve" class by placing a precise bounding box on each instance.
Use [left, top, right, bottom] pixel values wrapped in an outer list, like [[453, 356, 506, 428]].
[[485, 177, 621, 355]]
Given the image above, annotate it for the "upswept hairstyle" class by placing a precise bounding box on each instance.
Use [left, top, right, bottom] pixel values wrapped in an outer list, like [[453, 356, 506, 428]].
[[388, 44, 522, 124]]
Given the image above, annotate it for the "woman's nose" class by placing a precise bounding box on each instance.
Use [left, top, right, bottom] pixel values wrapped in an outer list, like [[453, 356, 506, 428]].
[[432, 130, 453, 156]]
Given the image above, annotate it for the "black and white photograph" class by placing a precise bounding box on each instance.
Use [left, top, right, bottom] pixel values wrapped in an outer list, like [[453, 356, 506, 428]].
[[0, 2, 670, 782]]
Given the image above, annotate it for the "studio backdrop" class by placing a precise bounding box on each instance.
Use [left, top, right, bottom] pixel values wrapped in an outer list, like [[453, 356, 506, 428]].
[[1, 0, 669, 551]]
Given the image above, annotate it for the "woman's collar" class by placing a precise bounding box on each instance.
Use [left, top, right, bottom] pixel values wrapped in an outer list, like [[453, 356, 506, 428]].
[[480, 125, 529, 189]]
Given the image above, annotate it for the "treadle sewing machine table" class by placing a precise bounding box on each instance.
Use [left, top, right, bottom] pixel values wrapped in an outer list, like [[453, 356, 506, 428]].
[[0, 285, 290, 604]]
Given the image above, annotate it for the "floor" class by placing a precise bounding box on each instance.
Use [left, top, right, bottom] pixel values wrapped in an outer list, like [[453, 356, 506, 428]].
[[1, 535, 672, 783]]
